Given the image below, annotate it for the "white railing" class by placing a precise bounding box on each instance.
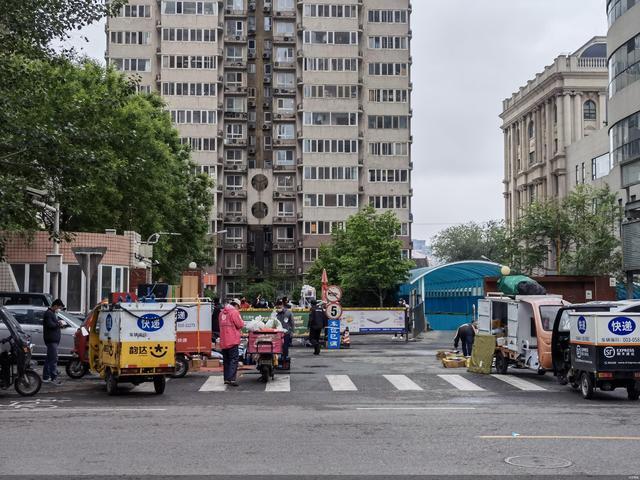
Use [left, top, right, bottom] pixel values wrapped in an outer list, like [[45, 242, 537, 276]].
[[577, 57, 607, 69]]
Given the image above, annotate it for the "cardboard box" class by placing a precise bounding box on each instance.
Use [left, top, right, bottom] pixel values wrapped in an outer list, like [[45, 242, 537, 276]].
[[190, 358, 202, 370], [491, 319, 502, 329], [442, 357, 467, 368], [436, 350, 457, 360]]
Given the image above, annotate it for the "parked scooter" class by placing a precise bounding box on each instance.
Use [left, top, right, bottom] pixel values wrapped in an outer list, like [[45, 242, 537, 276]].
[[247, 330, 284, 383], [66, 305, 101, 379], [0, 306, 42, 396]]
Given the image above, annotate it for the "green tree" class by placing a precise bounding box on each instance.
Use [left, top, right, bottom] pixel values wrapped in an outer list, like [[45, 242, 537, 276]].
[[509, 185, 622, 276], [431, 220, 509, 264], [0, 57, 212, 282], [306, 207, 414, 307]]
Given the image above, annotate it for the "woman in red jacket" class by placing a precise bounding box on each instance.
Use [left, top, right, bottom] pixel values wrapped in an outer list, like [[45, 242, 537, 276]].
[[219, 298, 245, 386]]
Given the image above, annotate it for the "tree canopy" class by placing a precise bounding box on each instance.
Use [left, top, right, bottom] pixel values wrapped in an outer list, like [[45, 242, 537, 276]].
[[431, 220, 509, 265], [306, 207, 414, 307]]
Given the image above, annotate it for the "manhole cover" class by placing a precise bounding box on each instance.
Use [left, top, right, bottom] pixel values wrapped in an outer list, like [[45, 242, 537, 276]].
[[505, 456, 572, 469]]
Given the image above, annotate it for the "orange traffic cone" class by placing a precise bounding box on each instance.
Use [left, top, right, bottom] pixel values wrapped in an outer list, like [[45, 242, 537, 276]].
[[341, 328, 351, 348]]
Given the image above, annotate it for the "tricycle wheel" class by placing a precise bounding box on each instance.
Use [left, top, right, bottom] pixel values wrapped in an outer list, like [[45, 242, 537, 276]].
[[15, 369, 41, 397], [580, 372, 594, 400], [557, 374, 569, 386], [171, 355, 189, 378], [153, 376, 166, 395], [537, 368, 546, 376], [627, 383, 640, 401], [66, 359, 89, 379], [259, 365, 270, 383], [105, 369, 118, 396], [495, 351, 508, 374]]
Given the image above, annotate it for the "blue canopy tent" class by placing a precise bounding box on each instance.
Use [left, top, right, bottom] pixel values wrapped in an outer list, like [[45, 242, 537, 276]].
[[399, 261, 503, 330]]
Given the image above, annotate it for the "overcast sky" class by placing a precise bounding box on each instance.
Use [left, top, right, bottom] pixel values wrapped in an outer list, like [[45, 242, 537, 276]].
[[63, 0, 608, 244]]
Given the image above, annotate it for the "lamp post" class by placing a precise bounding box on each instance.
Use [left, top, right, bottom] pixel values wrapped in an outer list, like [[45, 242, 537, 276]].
[[212, 229, 227, 299], [140, 232, 181, 282]]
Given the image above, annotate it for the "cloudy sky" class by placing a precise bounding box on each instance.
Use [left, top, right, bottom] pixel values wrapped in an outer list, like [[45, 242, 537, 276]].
[[63, 0, 608, 244]]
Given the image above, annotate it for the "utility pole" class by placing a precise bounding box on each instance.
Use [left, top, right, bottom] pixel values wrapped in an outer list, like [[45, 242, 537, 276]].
[[51, 202, 60, 297]]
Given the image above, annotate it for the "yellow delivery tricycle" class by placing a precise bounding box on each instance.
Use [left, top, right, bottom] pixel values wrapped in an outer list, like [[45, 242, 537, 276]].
[[89, 302, 177, 395]]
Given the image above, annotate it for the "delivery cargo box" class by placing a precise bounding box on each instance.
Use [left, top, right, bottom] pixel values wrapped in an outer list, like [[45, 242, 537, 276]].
[[569, 312, 640, 372], [175, 302, 212, 354], [97, 303, 177, 373]]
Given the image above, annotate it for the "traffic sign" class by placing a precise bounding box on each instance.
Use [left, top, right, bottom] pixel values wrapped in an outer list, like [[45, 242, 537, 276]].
[[326, 285, 343, 302], [326, 301, 343, 320]]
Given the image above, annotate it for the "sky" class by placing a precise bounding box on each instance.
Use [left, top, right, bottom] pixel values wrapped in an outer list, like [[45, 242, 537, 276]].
[[62, 0, 608, 244]]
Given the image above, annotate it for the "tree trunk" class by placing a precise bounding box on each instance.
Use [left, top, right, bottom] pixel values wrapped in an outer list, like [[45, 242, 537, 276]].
[[378, 288, 384, 307]]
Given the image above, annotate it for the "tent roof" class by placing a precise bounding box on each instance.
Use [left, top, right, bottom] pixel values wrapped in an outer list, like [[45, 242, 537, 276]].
[[407, 261, 503, 287]]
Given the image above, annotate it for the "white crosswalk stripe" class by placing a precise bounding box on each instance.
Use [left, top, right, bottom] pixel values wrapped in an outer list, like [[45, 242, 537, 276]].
[[326, 375, 358, 391], [265, 374, 290, 392], [437, 374, 485, 391], [491, 374, 548, 391], [383, 374, 423, 391], [198, 376, 226, 392]]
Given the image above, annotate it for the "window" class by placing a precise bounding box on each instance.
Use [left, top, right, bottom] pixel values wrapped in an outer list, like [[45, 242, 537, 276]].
[[277, 201, 295, 217], [304, 31, 358, 45], [276, 124, 295, 139], [66, 264, 82, 313], [368, 9, 408, 23], [303, 139, 358, 153], [368, 143, 409, 156], [304, 112, 357, 126], [162, 1, 217, 15], [226, 175, 243, 190], [275, 150, 295, 165], [303, 57, 358, 72], [275, 22, 294, 36], [275, 73, 295, 89], [368, 63, 408, 76], [226, 281, 243, 297], [225, 200, 242, 214], [368, 196, 408, 209], [583, 100, 597, 121], [304, 166, 358, 180], [226, 123, 244, 139], [368, 89, 408, 103], [368, 36, 408, 49], [304, 221, 343, 235], [607, 0, 640, 27], [179, 137, 217, 151], [368, 169, 409, 183], [304, 4, 357, 17], [276, 97, 295, 113], [591, 152, 612, 180], [276, 0, 295, 11], [10, 264, 25, 292], [303, 248, 318, 263], [225, 253, 243, 270], [162, 82, 217, 97], [170, 110, 217, 124], [276, 226, 295, 240], [528, 121, 535, 139], [162, 28, 216, 42], [101, 266, 112, 301], [226, 46, 244, 61], [367, 115, 409, 129], [608, 32, 640, 97], [111, 58, 151, 72], [276, 175, 295, 190], [28, 264, 44, 293], [304, 85, 358, 99], [610, 111, 640, 174], [117, 5, 151, 17], [226, 227, 243, 242], [162, 55, 217, 69], [276, 253, 295, 269], [111, 31, 152, 45]]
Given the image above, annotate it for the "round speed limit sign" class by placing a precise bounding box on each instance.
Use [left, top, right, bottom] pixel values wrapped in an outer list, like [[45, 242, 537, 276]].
[[326, 285, 343, 302], [326, 301, 343, 320]]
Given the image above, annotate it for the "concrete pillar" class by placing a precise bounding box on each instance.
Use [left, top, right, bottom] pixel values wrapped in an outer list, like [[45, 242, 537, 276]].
[[563, 93, 572, 147], [574, 92, 583, 141], [598, 92, 607, 127], [556, 95, 564, 153]]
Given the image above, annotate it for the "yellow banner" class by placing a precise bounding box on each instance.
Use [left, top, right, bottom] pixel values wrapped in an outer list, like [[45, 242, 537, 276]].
[[119, 341, 175, 368]]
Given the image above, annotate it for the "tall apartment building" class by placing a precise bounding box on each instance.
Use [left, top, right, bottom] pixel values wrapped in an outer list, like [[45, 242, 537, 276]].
[[500, 37, 609, 226], [607, 0, 640, 286], [106, 0, 413, 298]]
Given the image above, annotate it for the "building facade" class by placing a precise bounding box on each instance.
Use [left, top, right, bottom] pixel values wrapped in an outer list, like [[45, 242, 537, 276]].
[[500, 37, 609, 226], [106, 0, 413, 297], [607, 0, 640, 283]]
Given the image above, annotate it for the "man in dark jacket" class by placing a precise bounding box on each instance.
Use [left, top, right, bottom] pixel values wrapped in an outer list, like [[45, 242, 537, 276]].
[[276, 300, 294, 367], [454, 321, 478, 357], [211, 298, 221, 341], [43, 299, 65, 385], [308, 300, 326, 355]]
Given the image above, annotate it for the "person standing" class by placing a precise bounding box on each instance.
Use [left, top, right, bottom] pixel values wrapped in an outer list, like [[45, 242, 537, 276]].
[[308, 299, 326, 355], [219, 298, 244, 386], [454, 321, 478, 357], [276, 300, 294, 368], [211, 298, 221, 342], [43, 299, 65, 385]]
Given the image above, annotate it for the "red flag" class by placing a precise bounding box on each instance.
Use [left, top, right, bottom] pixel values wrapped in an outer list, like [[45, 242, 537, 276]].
[[321, 268, 328, 302]]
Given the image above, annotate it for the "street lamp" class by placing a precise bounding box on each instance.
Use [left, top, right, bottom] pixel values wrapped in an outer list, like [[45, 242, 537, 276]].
[[26, 187, 60, 297], [188, 261, 197, 270], [146, 232, 182, 244], [139, 232, 181, 283]]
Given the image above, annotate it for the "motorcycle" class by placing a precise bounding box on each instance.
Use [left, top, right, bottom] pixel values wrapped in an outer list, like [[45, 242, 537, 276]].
[[247, 330, 284, 383], [65, 307, 99, 379], [0, 307, 42, 396]]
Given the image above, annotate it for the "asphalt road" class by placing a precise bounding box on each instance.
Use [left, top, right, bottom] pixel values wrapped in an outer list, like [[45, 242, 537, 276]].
[[1, 333, 639, 477]]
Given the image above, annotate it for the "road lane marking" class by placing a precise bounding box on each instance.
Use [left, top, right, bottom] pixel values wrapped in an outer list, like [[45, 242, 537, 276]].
[[357, 407, 476, 411], [199, 376, 227, 392], [326, 375, 358, 391], [265, 374, 290, 392], [0, 408, 167, 412], [437, 374, 485, 391], [491, 374, 547, 391], [480, 435, 640, 441], [383, 375, 423, 391]]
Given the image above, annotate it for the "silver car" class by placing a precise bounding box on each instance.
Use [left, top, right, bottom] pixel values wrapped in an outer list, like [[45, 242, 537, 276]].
[[0, 306, 80, 361]]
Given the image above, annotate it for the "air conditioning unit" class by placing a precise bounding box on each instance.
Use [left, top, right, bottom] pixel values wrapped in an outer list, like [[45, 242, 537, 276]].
[[284, 36, 292, 42], [359, 186, 364, 193], [276, 113, 282, 119], [249, 3, 255, 10], [249, 147, 256, 154], [263, 53, 271, 59], [225, 8, 232, 14], [264, 6, 271, 12], [229, 191, 237, 196], [262, 124, 270, 130], [274, 139, 281, 145], [296, 185, 303, 191], [235, 35, 241, 40], [273, 243, 281, 250], [263, 101, 271, 108], [274, 191, 281, 198], [155, 74, 161, 81]]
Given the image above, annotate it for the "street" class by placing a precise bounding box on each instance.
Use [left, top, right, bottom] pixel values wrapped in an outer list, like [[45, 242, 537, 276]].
[[1, 333, 639, 477]]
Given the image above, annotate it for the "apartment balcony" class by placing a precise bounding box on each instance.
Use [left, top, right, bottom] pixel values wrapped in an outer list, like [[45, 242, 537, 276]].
[[222, 268, 244, 276], [223, 137, 248, 146], [272, 240, 296, 250], [223, 8, 247, 17], [273, 86, 296, 96], [273, 10, 296, 18], [273, 60, 296, 71], [273, 35, 296, 45], [273, 163, 296, 173], [223, 162, 248, 173], [224, 214, 247, 224], [273, 111, 296, 121], [272, 138, 296, 147], [223, 59, 248, 69], [224, 110, 248, 121], [224, 188, 247, 199], [272, 189, 296, 199], [224, 34, 248, 43], [223, 84, 248, 94], [223, 241, 247, 251], [272, 215, 297, 224]]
